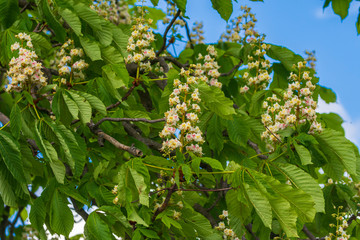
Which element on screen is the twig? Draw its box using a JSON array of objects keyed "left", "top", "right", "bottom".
[
  {"left": 265, "top": 125, "right": 283, "bottom": 143},
  {"left": 245, "top": 224, "right": 260, "bottom": 240},
  {"left": 122, "top": 122, "right": 162, "bottom": 150},
  {"left": 152, "top": 184, "right": 176, "bottom": 221},
  {"left": 302, "top": 225, "right": 316, "bottom": 240},
  {"left": 70, "top": 197, "right": 88, "bottom": 221},
  {"left": 9, "top": 207, "right": 24, "bottom": 240},
  {"left": 193, "top": 203, "right": 217, "bottom": 227},
  {"left": 93, "top": 117, "right": 164, "bottom": 129},
  {"left": 247, "top": 140, "right": 268, "bottom": 160},
  {"left": 106, "top": 84, "right": 137, "bottom": 111},
  {"left": 89, "top": 124, "right": 143, "bottom": 157},
  {"left": 162, "top": 56, "right": 189, "bottom": 69},
  {"left": 181, "top": 17, "right": 194, "bottom": 49},
  {"left": 156, "top": 9, "right": 181, "bottom": 56},
  {"left": 220, "top": 60, "right": 243, "bottom": 77},
  {"left": 20, "top": 2, "right": 31, "bottom": 13},
  {"left": 0, "top": 112, "right": 10, "bottom": 125}
]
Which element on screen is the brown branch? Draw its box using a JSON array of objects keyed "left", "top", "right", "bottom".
[
  {"left": 9, "top": 207, "right": 24, "bottom": 240},
  {"left": 193, "top": 203, "right": 217, "bottom": 227},
  {"left": 106, "top": 84, "right": 137, "bottom": 111},
  {"left": 0, "top": 112, "right": 10, "bottom": 125},
  {"left": 20, "top": 1, "right": 32, "bottom": 13},
  {"left": 152, "top": 184, "right": 176, "bottom": 221},
  {"left": 156, "top": 9, "right": 181, "bottom": 56},
  {"left": 70, "top": 197, "right": 88, "bottom": 221},
  {"left": 122, "top": 122, "right": 162, "bottom": 150},
  {"left": 220, "top": 60, "right": 243, "bottom": 77},
  {"left": 265, "top": 125, "right": 283, "bottom": 143},
  {"left": 245, "top": 224, "right": 260, "bottom": 240},
  {"left": 162, "top": 56, "right": 189, "bottom": 69},
  {"left": 302, "top": 225, "right": 316, "bottom": 240},
  {"left": 93, "top": 117, "right": 164, "bottom": 129},
  {"left": 181, "top": 17, "right": 194, "bottom": 49},
  {"left": 247, "top": 140, "right": 268, "bottom": 160},
  {"left": 93, "top": 129, "right": 143, "bottom": 157}
]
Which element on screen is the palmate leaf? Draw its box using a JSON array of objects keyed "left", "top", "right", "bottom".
[
  {"left": 39, "top": 0, "right": 66, "bottom": 42},
  {"left": 79, "top": 36, "right": 102, "bottom": 61},
  {"left": 0, "top": 0, "right": 19, "bottom": 29},
  {"left": 73, "top": 2, "right": 102, "bottom": 31},
  {"left": 50, "top": 190, "right": 74, "bottom": 236},
  {"left": 0, "top": 131, "right": 26, "bottom": 185},
  {"left": 293, "top": 142, "right": 312, "bottom": 165},
  {"left": 206, "top": 114, "right": 224, "bottom": 152},
  {"left": 274, "top": 163, "right": 325, "bottom": 213},
  {"left": 226, "top": 115, "right": 250, "bottom": 146},
  {"left": 315, "top": 129, "right": 357, "bottom": 178},
  {"left": 29, "top": 197, "right": 46, "bottom": 231}
]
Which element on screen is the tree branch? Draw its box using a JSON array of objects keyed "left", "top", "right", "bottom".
[
  {"left": 70, "top": 197, "right": 88, "bottom": 221},
  {"left": 193, "top": 203, "right": 217, "bottom": 227},
  {"left": 93, "top": 117, "right": 164, "bottom": 129},
  {"left": 0, "top": 112, "right": 10, "bottom": 125},
  {"left": 156, "top": 9, "right": 181, "bottom": 56},
  {"left": 247, "top": 140, "right": 268, "bottom": 160},
  {"left": 152, "top": 184, "right": 176, "bottom": 221},
  {"left": 106, "top": 83, "right": 137, "bottom": 111},
  {"left": 181, "top": 17, "right": 194, "bottom": 49},
  {"left": 94, "top": 129, "right": 143, "bottom": 157},
  {"left": 122, "top": 122, "right": 162, "bottom": 150},
  {"left": 220, "top": 60, "right": 243, "bottom": 77},
  {"left": 302, "top": 225, "right": 317, "bottom": 240}
]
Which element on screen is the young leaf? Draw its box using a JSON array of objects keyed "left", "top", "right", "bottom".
[
  {"left": 73, "top": 91, "right": 107, "bottom": 116},
  {"left": 59, "top": 8, "right": 82, "bottom": 36},
  {"left": 79, "top": 36, "right": 102, "bottom": 61},
  {"left": 66, "top": 90, "right": 92, "bottom": 124},
  {"left": 294, "top": 142, "right": 312, "bottom": 165}
]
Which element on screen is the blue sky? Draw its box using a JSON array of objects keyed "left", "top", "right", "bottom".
[{"left": 148, "top": 0, "right": 360, "bottom": 145}]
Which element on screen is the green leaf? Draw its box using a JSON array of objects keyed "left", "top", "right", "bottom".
[
  {"left": 60, "top": 90, "right": 79, "bottom": 125},
  {"left": 197, "top": 157, "right": 224, "bottom": 171},
  {"left": 319, "top": 85, "right": 336, "bottom": 103},
  {"left": 332, "top": 0, "right": 351, "bottom": 20},
  {"left": 270, "top": 63, "right": 289, "bottom": 89},
  {"left": 181, "top": 164, "right": 192, "bottom": 183},
  {"left": 50, "top": 190, "right": 74, "bottom": 236},
  {"left": 101, "top": 45, "right": 124, "bottom": 65},
  {"left": 29, "top": 197, "right": 46, "bottom": 231},
  {"left": 95, "top": 22, "right": 113, "bottom": 47},
  {"left": 226, "top": 115, "right": 249, "bottom": 146},
  {"left": 86, "top": 212, "right": 112, "bottom": 239},
  {"left": 211, "top": 0, "right": 233, "bottom": 21},
  {"left": 275, "top": 163, "right": 325, "bottom": 213},
  {"left": 183, "top": 209, "right": 213, "bottom": 238},
  {"left": 66, "top": 90, "right": 92, "bottom": 124},
  {"left": 315, "top": 129, "right": 357, "bottom": 177},
  {"left": 161, "top": 215, "right": 182, "bottom": 229},
  {"left": 267, "top": 44, "right": 303, "bottom": 71},
  {"left": 245, "top": 184, "right": 272, "bottom": 229},
  {"left": 0, "top": 163, "right": 17, "bottom": 207},
  {"left": 33, "top": 122, "right": 65, "bottom": 183},
  {"left": 102, "top": 64, "right": 129, "bottom": 89},
  {"left": 0, "top": 0, "right": 19, "bottom": 29},
  {"left": 356, "top": 11, "right": 360, "bottom": 35},
  {"left": 197, "top": 83, "right": 235, "bottom": 119},
  {"left": 319, "top": 113, "right": 344, "bottom": 134},
  {"left": 79, "top": 36, "right": 102, "bottom": 61},
  {"left": 263, "top": 174, "right": 316, "bottom": 223},
  {"left": 0, "top": 131, "right": 26, "bottom": 184},
  {"left": 150, "top": 0, "right": 159, "bottom": 6},
  {"left": 74, "top": 91, "right": 107, "bottom": 116},
  {"left": 294, "top": 142, "right": 312, "bottom": 165},
  {"left": 206, "top": 114, "right": 224, "bottom": 152},
  {"left": 59, "top": 8, "right": 82, "bottom": 36},
  {"left": 40, "top": 0, "right": 66, "bottom": 42},
  {"left": 10, "top": 103, "right": 22, "bottom": 139},
  {"left": 269, "top": 197, "right": 298, "bottom": 237},
  {"left": 73, "top": 3, "right": 102, "bottom": 31},
  {"left": 173, "top": 0, "right": 187, "bottom": 14},
  {"left": 129, "top": 167, "right": 149, "bottom": 206}
]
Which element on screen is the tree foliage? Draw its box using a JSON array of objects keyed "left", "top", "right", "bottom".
[{"left": 0, "top": 0, "right": 359, "bottom": 239}]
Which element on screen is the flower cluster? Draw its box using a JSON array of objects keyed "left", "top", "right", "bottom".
[
  {"left": 215, "top": 210, "right": 239, "bottom": 240},
  {"left": 194, "top": 45, "right": 222, "bottom": 88},
  {"left": 325, "top": 206, "right": 350, "bottom": 240},
  {"left": 5, "top": 33, "right": 47, "bottom": 92},
  {"left": 220, "top": 6, "right": 259, "bottom": 44},
  {"left": 125, "top": 17, "right": 156, "bottom": 71},
  {"left": 160, "top": 68, "right": 204, "bottom": 157},
  {"left": 305, "top": 50, "right": 317, "bottom": 70},
  {"left": 186, "top": 21, "right": 205, "bottom": 47},
  {"left": 52, "top": 39, "right": 88, "bottom": 86},
  {"left": 91, "top": 0, "right": 131, "bottom": 25},
  {"left": 240, "top": 43, "right": 271, "bottom": 93},
  {"left": 261, "top": 61, "right": 322, "bottom": 148}
]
